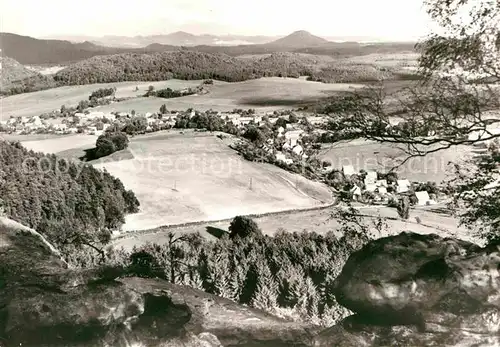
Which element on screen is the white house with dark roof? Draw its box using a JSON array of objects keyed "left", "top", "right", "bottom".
[
  {"left": 397, "top": 179, "right": 411, "bottom": 193},
  {"left": 415, "top": 191, "right": 432, "bottom": 205}
]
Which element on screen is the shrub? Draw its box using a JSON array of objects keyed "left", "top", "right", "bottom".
[
  {"left": 229, "top": 216, "right": 262, "bottom": 239},
  {"left": 93, "top": 131, "right": 129, "bottom": 159},
  {"left": 95, "top": 138, "right": 116, "bottom": 158},
  {"left": 243, "top": 126, "right": 266, "bottom": 145},
  {"left": 89, "top": 87, "right": 116, "bottom": 100}
]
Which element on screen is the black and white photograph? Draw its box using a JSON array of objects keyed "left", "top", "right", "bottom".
[{"left": 0, "top": 0, "right": 499, "bottom": 346}]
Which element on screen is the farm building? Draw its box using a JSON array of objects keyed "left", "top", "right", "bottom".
[
  {"left": 239, "top": 117, "right": 254, "bottom": 126},
  {"left": 342, "top": 165, "right": 355, "bottom": 176},
  {"left": 376, "top": 180, "right": 388, "bottom": 187},
  {"left": 276, "top": 152, "right": 287, "bottom": 162},
  {"left": 377, "top": 186, "right": 388, "bottom": 194},
  {"left": 483, "top": 178, "right": 500, "bottom": 192},
  {"left": 53, "top": 123, "right": 67, "bottom": 131},
  {"left": 365, "top": 171, "right": 378, "bottom": 183},
  {"left": 285, "top": 130, "right": 304, "bottom": 139},
  {"left": 415, "top": 191, "right": 432, "bottom": 205},
  {"left": 307, "top": 116, "right": 326, "bottom": 125},
  {"left": 351, "top": 185, "right": 362, "bottom": 200},
  {"left": 366, "top": 183, "right": 377, "bottom": 192},
  {"left": 292, "top": 144, "right": 304, "bottom": 156},
  {"left": 397, "top": 179, "right": 411, "bottom": 193},
  {"left": 103, "top": 113, "right": 116, "bottom": 121},
  {"left": 86, "top": 112, "right": 104, "bottom": 120}
]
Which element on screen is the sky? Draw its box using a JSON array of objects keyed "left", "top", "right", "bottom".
[{"left": 0, "top": 0, "right": 434, "bottom": 40}]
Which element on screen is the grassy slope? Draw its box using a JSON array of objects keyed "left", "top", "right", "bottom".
[{"left": 89, "top": 131, "right": 333, "bottom": 231}]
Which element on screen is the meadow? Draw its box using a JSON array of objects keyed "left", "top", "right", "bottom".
[
  {"left": 341, "top": 51, "right": 419, "bottom": 69},
  {"left": 111, "top": 203, "right": 471, "bottom": 251},
  {"left": 0, "top": 79, "right": 206, "bottom": 120},
  {"left": 1, "top": 77, "right": 364, "bottom": 120},
  {"left": 88, "top": 131, "right": 333, "bottom": 231},
  {"left": 20, "top": 134, "right": 98, "bottom": 154},
  {"left": 92, "top": 77, "right": 365, "bottom": 113}
]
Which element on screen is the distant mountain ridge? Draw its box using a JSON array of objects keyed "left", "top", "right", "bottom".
[
  {"left": 1, "top": 31, "right": 417, "bottom": 65},
  {"left": 44, "top": 31, "right": 283, "bottom": 48},
  {"left": 42, "top": 30, "right": 393, "bottom": 49}
]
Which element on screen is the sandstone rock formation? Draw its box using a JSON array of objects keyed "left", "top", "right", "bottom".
[
  {"left": 0, "top": 217, "right": 315, "bottom": 347},
  {"left": 2, "top": 216, "right": 499, "bottom": 347},
  {"left": 315, "top": 232, "right": 500, "bottom": 346}
]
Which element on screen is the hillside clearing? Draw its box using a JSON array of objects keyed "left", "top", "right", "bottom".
[{"left": 91, "top": 131, "right": 333, "bottom": 231}]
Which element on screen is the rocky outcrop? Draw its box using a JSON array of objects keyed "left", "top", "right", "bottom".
[
  {"left": 3, "top": 217, "right": 499, "bottom": 347},
  {"left": 0, "top": 217, "right": 315, "bottom": 347},
  {"left": 315, "top": 232, "right": 500, "bottom": 346}
]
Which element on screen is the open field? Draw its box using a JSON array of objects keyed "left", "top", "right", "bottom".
[
  {"left": 20, "top": 134, "right": 98, "bottom": 154},
  {"left": 87, "top": 131, "right": 333, "bottom": 231},
  {"left": 111, "top": 203, "right": 472, "bottom": 251},
  {"left": 26, "top": 65, "right": 67, "bottom": 75},
  {"left": 342, "top": 52, "right": 419, "bottom": 69},
  {"left": 320, "top": 139, "right": 474, "bottom": 183},
  {"left": 0, "top": 80, "right": 207, "bottom": 120},
  {"left": 0, "top": 133, "right": 76, "bottom": 142},
  {"left": 1, "top": 77, "right": 364, "bottom": 120},
  {"left": 93, "top": 77, "right": 365, "bottom": 113}
]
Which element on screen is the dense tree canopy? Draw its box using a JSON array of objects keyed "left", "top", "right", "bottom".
[
  {"left": 0, "top": 141, "right": 139, "bottom": 255},
  {"left": 73, "top": 226, "right": 370, "bottom": 327},
  {"left": 229, "top": 216, "right": 262, "bottom": 239}
]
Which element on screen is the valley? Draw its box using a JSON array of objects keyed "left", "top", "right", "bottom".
[{"left": 2, "top": 2, "right": 500, "bottom": 344}]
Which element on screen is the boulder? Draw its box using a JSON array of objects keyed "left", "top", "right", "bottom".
[
  {"left": 315, "top": 232, "right": 500, "bottom": 346},
  {"left": 0, "top": 217, "right": 315, "bottom": 346},
  {"left": 314, "top": 316, "right": 500, "bottom": 347}
]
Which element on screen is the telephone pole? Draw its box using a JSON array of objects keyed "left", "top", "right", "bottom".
[{"left": 249, "top": 177, "right": 253, "bottom": 190}]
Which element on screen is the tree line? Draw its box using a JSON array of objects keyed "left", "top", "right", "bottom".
[{"left": 68, "top": 215, "right": 372, "bottom": 327}]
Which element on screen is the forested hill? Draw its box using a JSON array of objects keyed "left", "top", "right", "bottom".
[
  {"left": 53, "top": 51, "right": 257, "bottom": 84},
  {"left": 0, "top": 141, "right": 140, "bottom": 253},
  {"left": 0, "top": 32, "right": 135, "bottom": 65},
  {"left": 53, "top": 51, "right": 317, "bottom": 85}
]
